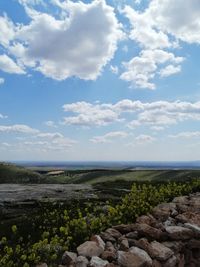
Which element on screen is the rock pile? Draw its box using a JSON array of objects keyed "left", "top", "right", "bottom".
[{"left": 37, "top": 193, "right": 200, "bottom": 267}]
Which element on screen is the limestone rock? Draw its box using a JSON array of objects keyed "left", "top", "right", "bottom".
[
  {"left": 133, "top": 238, "right": 150, "bottom": 252},
  {"left": 118, "top": 249, "right": 152, "bottom": 267},
  {"left": 176, "top": 212, "right": 200, "bottom": 226},
  {"left": 125, "top": 231, "right": 138, "bottom": 239},
  {"left": 77, "top": 241, "right": 104, "bottom": 258},
  {"left": 119, "top": 237, "right": 129, "bottom": 251},
  {"left": 105, "top": 228, "right": 122, "bottom": 239},
  {"left": 147, "top": 241, "right": 173, "bottom": 261},
  {"left": 165, "top": 226, "right": 194, "bottom": 240},
  {"left": 90, "top": 256, "right": 109, "bottom": 267},
  {"left": 152, "top": 203, "right": 177, "bottom": 221},
  {"left": 76, "top": 256, "right": 89, "bottom": 267},
  {"left": 172, "top": 196, "right": 189, "bottom": 204},
  {"left": 113, "top": 224, "right": 133, "bottom": 234},
  {"left": 91, "top": 235, "right": 105, "bottom": 250},
  {"left": 184, "top": 223, "right": 200, "bottom": 235},
  {"left": 36, "top": 264, "right": 48, "bottom": 267},
  {"left": 105, "top": 241, "right": 116, "bottom": 252},
  {"left": 101, "top": 250, "right": 117, "bottom": 262},
  {"left": 61, "top": 251, "right": 77, "bottom": 265},
  {"left": 161, "top": 241, "right": 184, "bottom": 253},
  {"left": 136, "top": 223, "right": 163, "bottom": 240},
  {"left": 136, "top": 215, "right": 157, "bottom": 226},
  {"left": 100, "top": 232, "right": 116, "bottom": 243}
]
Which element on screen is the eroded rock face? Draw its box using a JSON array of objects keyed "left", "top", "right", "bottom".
[{"left": 58, "top": 193, "right": 200, "bottom": 267}]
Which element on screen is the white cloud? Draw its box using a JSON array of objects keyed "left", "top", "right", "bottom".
[
  {"left": 159, "top": 64, "right": 181, "bottom": 77},
  {"left": 0, "top": 124, "right": 39, "bottom": 134},
  {"left": 5, "top": 0, "right": 123, "bottom": 80},
  {"left": 30, "top": 131, "right": 77, "bottom": 150},
  {"left": 0, "top": 124, "right": 77, "bottom": 152},
  {"left": 0, "top": 15, "right": 15, "bottom": 47},
  {"left": 0, "top": 78, "right": 5, "bottom": 85},
  {"left": 120, "top": 49, "right": 184, "bottom": 89},
  {"left": 126, "top": 100, "right": 200, "bottom": 129},
  {"left": 0, "top": 54, "right": 25, "bottom": 74},
  {"left": 150, "top": 0, "right": 200, "bottom": 44},
  {"left": 121, "top": 0, "right": 200, "bottom": 89},
  {"left": 62, "top": 99, "right": 200, "bottom": 129},
  {"left": 36, "top": 132, "right": 63, "bottom": 139},
  {"left": 123, "top": 5, "right": 171, "bottom": 50},
  {"left": 90, "top": 131, "right": 128, "bottom": 143},
  {"left": 63, "top": 101, "right": 120, "bottom": 127},
  {"left": 124, "top": 0, "right": 200, "bottom": 47}
]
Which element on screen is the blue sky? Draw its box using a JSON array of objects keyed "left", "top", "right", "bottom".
[{"left": 0, "top": 0, "right": 200, "bottom": 161}]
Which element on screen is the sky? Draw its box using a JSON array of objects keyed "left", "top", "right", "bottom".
[{"left": 0, "top": 0, "right": 200, "bottom": 161}]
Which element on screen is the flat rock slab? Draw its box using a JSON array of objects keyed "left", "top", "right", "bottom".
[{"left": 0, "top": 184, "right": 94, "bottom": 203}]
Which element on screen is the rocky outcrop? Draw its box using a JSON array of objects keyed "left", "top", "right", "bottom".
[{"left": 39, "top": 192, "right": 200, "bottom": 267}]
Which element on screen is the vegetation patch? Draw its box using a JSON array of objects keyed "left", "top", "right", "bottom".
[{"left": 0, "top": 179, "right": 200, "bottom": 267}]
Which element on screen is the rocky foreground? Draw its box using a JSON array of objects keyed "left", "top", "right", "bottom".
[{"left": 37, "top": 193, "right": 200, "bottom": 267}]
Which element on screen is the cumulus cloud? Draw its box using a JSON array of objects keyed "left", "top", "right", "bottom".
[
  {"left": 126, "top": 100, "right": 200, "bottom": 129},
  {"left": 0, "top": 54, "right": 25, "bottom": 74},
  {"left": 120, "top": 49, "right": 184, "bottom": 89},
  {"left": 123, "top": 5, "right": 171, "bottom": 50},
  {"left": 121, "top": 0, "right": 200, "bottom": 89},
  {"left": 1, "top": 0, "right": 123, "bottom": 80},
  {"left": 63, "top": 101, "right": 120, "bottom": 127},
  {"left": 62, "top": 99, "right": 200, "bottom": 129},
  {"left": 150, "top": 0, "right": 200, "bottom": 44},
  {"left": 159, "top": 64, "right": 181, "bottom": 77},
  {"left": 90, "top": 131, "right": 128, "bottom": 143},
  {"left": 0, "top": 15, "right": 15, "bottom": 47}
]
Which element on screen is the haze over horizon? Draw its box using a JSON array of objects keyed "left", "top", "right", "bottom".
[{"left": 0, "top": 0, "right": 200, "bottom": 161}]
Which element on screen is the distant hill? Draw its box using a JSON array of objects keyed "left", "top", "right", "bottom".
[
  {"left": 0, "top": 163, "right": 44, "bottom": 183},
  {"left": 1, "top": 162, "right": 200, "bottom": 184}
]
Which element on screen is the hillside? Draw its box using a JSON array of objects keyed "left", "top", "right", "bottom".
[
  {"left": 0, "top": 163, "right": 43, "bottom": 183},
  {"left": 1, "top": 163, "right": 200, "bottom": 185}
]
